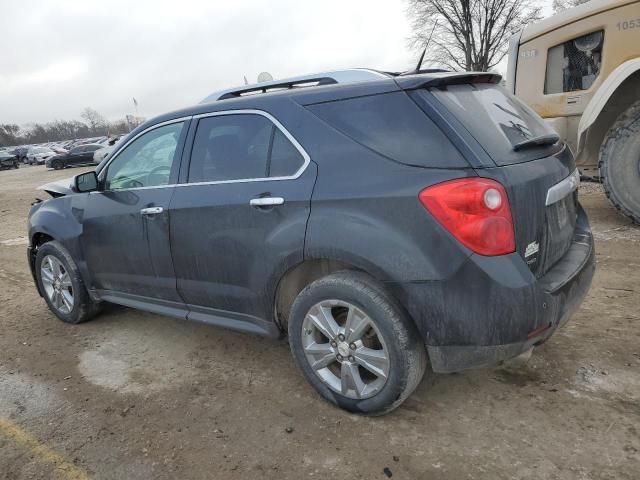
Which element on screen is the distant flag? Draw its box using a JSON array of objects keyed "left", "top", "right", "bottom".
[
  {"left": 132, "top": 97, "right": 138, "bottom": 108},
  {"left": 243, "top": 76, "right": 249, "bottom": 85}
]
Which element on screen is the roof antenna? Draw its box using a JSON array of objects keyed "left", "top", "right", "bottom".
[{"left": 413, "top": 19, "right": 438, "bottom": 73}]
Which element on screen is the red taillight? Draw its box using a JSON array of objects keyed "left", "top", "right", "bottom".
[{"left": 419, "top": 178, "right": 515, "bottom": 256}]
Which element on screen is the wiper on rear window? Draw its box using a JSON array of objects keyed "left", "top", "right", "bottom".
[{"left": 513, "top": 133, "right": 560, "bottom": 151}]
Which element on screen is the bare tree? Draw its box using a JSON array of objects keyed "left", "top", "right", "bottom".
[
  {"left": 552, "top": 0, "right": 590, "bottom": 12},
  {"left": 80, "top": 107, "right": 107, "bottom": 134},
  {"left": 407, "top": 0, "right": 542, "bottom": 71}
]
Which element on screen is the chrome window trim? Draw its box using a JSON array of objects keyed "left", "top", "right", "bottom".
[
  {"left": 97, "top": 110, "right": 310, "bottom": 192},
  {"left": 546, "top": 168, "right": 580, "bottom": 206},
  {"left": 97, "top": 116, "right": 191, "bottom": 186},
  {"left": 185, "top": 109, "right": 311, "bottom": 186}
]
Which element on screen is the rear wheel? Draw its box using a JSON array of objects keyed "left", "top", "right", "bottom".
[
  {"left": 288, "top": 271, "right": 428, "bottom": 415},
  {"left": 35, "top": 241, "right": 100, "bottom": 324},
  {"left": 52, "top": 160, "right": 63, "bottom": 170},
  {"left": 599, "top": 100, "right": 640, "bottom": 224},
  {"left": 13, "top": 160, "right": 19, "bottom": 169}
]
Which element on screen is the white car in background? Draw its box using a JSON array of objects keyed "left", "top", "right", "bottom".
[
  {"left": 93, "top": 134, "right": 126, "bottom": 165},
  {"left": 26, "top": 146, "right": 57, "bottom": 165}
]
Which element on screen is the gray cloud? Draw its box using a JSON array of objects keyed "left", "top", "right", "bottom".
[{"left": 0, "top": 0, "right": 415, "bottom": 125}]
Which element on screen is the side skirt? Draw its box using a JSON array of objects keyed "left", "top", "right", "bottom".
[{"left": 94, "top": 290, "right": 280, "bottom": 338}]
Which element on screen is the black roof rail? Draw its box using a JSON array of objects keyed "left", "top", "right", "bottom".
[
  {"left": 217, "top": 77, "right": 338, "bottom": 100},
  {"left": 200, "top": 69, "right": 390, "bottom": 103}
]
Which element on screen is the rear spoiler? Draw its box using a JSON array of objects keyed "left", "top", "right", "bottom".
[{"left": 394, "top": 72, "right": 502, "bottom": 91}]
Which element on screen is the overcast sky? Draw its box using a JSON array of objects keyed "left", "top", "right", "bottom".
[{"left": 0, "top": 0, "right": 553, "bottom": 125}]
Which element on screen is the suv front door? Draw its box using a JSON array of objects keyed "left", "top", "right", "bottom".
[
  {"left": 80, "top": 119, "right": 189, "bottom": 310},
  {"left": 169, "top": 112, "right": 316, "bottom": 334}
]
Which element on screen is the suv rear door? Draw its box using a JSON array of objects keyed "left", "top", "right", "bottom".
[{"left": 168, "top": 111, "right": 315, "bottom": 335}]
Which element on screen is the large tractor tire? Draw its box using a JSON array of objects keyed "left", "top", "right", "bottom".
[{"left": 599, "top": 100, "right": 640, "bottom": 224}]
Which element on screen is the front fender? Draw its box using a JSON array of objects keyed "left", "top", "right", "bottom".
[
  {"left": 28, "top": 197, "right": 89, "bottom": 288},
  {"left": 577, "top": 58, "right": 640, "bottom": 155}
]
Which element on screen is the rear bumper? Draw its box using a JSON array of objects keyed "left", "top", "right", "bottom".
[{"left": 394, "top": 204, "right": 595, "bottom": 373}]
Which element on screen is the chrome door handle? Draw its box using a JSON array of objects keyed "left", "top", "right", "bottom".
[
  {"left": 249, "top": 197, "right": 285, "bottom": 207},
  {"left": 140, "top": 206, "right": 164, "bottom": 215}
]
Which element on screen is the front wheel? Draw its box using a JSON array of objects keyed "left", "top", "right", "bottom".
[
  {"left": 13, "top": 161, "right": 19, "bottom": 169},
  {"left": 35, "top": 240, "right": 100, "bottom": 324},
  {"left": 52, "top": 160, "right": 63, "bottom": 170},
  {"left": 288, "top": 271, "right": 428, "bottom": 415}
]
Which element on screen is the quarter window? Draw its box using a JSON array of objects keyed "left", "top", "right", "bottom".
[
  {"left": 105, "top": 122, "right": 184, "bottom": 190},
  {"left": 268, "top": 129, "right": 304, "bottom": 177},
  {"left": 544, "top": 30, "right": 604, "bottom": 94},
  {"left": 307, "top": 92, "right": 467, "bottom": 168},
  {"left": 188, "top": 114, "right": 304, "bottom": 183}
]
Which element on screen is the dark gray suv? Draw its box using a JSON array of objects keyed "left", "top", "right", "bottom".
[{"left": 27, "top": 69, "right": 595, "bottom": 414}]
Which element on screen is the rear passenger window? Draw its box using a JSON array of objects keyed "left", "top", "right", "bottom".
[
  {"left": 189, "top": 114, "right": 271, "bottom": 182},
  {"left": 189, "top": 114, "right": 304, "bottom": 182},
  {"left": 268, "top": 129, "right": 304, "bottom": 177},
  {"left": 307, "top": 92, "right": 467, "bottom": 168}
]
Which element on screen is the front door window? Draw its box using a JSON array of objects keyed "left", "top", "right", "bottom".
[{"left": 105, "top": 122, "right": 185, "bottom": 190}]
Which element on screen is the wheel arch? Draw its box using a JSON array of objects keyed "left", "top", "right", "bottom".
[
  {"left": 273, "top": 258, "right": 371, "bottom": 331},
  {"left": 576, "top": 59, "right": 640, "bottom": 166},
  {"left": 29, "top": 202, "right": 90, "bottom": 293}
]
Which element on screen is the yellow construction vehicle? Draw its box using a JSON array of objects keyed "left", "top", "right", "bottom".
[{"left": 507, "top": 0, "right": 640, "bottom": 222}]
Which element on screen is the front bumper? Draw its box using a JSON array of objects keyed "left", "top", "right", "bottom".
[{"left": 395, "top": 205, "right": 595, "bottom": 373}]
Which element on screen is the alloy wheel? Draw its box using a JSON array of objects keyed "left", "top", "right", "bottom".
[
  {"left": 301, "top": 300, "right": 390, "bottom": 399},
  {"left": 40, "top": 255, "right": 74, "bottom": 314}
]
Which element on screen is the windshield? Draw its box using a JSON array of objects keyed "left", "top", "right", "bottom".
[{"left": 427, "top": 84, "right": 560, "bottom": 165}]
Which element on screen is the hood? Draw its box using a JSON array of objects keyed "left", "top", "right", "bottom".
[{"left": 37, "top": 177, "right": 75, "bottom": 198}]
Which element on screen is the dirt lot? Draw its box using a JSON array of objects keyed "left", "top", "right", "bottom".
[{"left": 0, "top": 165, "right": 638, "bottom": 480}]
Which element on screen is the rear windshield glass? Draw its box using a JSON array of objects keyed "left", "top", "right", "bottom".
[
  {"left": 427, "top": 84, "right": 559, "bottom": 165},
  {"left": 306, "top": 92, "right": 468, "bottom": 168}
]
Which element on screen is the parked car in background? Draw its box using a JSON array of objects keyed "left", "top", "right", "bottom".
[
  {"left": 11, "top": 146, "right": 29, "bottom": 163},
  {"left": 45, "top": 144, "right": 103, "bottom": 169},
  {"left": 0, "top": 151, "right": 20, "bottom": 169},
  {"left": 51, "top": 146, "right": 69, "bottom": 155},
  {"left": 28, "top": 69, "right": 595, "bottom": 414},
  {"left": 26, "top": 146, "right": 57, "bottom": 165},
  {"left": 93, "top": 135, "right": 126, "bottom": 164}
]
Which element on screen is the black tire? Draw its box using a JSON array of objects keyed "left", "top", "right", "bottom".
[
  {"left": 599, "top": 100, "right": 640, "bottom": 224},
  {"left": 35, "top": 240, "right": 100, "bottom": 324},
  {"left": 288, "top": 271, "right": 428, "bottom": 415},
  {"left": 13, "top": 161, "right": 19, "bottom": 169},
  {"left": 52, "top": 160, "right": 63, "bottom": 170}
]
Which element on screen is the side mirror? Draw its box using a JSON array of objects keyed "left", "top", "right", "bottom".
[{"left": 74, "top": 171, "right": 99, "bottom": 193}]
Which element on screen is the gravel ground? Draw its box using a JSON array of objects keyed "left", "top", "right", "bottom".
[{"left": 0, "top": 166, "right": 638, "bottom": 480}]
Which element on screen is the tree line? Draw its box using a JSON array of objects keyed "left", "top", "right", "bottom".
[{"left": 0, "top": 108, "right": 131, "bottom": 147}]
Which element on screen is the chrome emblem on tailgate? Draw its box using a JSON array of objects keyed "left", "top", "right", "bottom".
[{"left": 525, "top": 241, "right": 540, "bottom": 259}]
